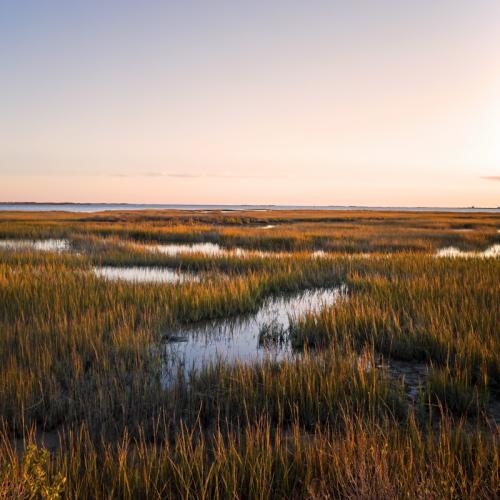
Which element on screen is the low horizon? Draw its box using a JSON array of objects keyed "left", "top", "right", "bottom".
[
  {"left": 1, "top": 3, "right": 499, "bottom": 495},
  {"left": 1, "top": 200, "right": 499, "bottom": 210}
]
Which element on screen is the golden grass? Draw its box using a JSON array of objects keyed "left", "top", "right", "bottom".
[
  {"left": 1, "top": 209, "right": 498, "bottom": 253},
  {"left": 0, "top": 209, "right": 499, "bottom": 498}
]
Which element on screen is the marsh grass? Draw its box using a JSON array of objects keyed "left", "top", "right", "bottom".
[
  {"left": 290, "top": 256, "right": 500, "bottom": 381},
  {"left": 258, "top": 318, "right": 288, "bottom": 346},
  {"left": 168, "top": 349, "right": 405, "bottom": 430},
  {"left": 1, "top": 209, "right": 498, "bottom": 253},
  {"left": 0, "top": 210, "right": 499, "bottom": 497},
  {"left": 0, "top": 252, "right": 347, "bottom": 436},
  {"left": 1, "top": 415, "right": 498, "bottom": 499},
  {"left": 425, "top": 365, "right": 490, "bottom": 416}
]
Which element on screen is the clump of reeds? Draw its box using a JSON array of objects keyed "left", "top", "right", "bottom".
[
  {"left": 0, "top": 210, "right": 499, "bottom": 497},
  {"left": 168, "top": 348, "right": 405, "bottom": 430},
  {"left": 425, "top": 364, "right": 490, "bottom": 416},
  {"left": 1, "top": 414, "right": 499, "bottom": 499},
  {"left": 258, "top": 319, "right": 288, "bottom": 346}
]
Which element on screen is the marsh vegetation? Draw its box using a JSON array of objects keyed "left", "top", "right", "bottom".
[{"left": 0, "top": 209, "right": 498, "bottom": 498}]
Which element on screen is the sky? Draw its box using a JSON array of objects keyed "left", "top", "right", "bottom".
[{"left": 1, "top": 0, "right": 499, "bottom": 206}]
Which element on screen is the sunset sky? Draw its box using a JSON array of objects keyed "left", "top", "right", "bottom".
[{"left": 1, "top": 1, "right": 499, "bottom": 206}]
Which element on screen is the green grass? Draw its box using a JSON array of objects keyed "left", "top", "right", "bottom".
[
  {"left": 289, "top": 256, "right": 500, "bottom": 385},
  {"left": 425, "top": 365, "right": 490, "bottom": 416},
  {"left": 168, "top": 349, "right": 405, "bottom": 430},
  {"left": 1, "top": 208, "right": 498, "bottom": 253},
  {"left": 0, "top": 209, "right": 499, "bottom": 498},
  {"left": 2, "top": 416, "right": 498, "bottom": 499}
]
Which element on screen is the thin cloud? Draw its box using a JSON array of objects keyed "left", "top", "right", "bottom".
[
  {"left": 108, "top": 171, "right": 283, "bottom": 179},
  {"left": 108, "top": 172, "right": 198, "bottom": 178},
  {"left": 481, "top": 176, "right": 500, "bottom": 182},
  {"left": 151, "top": 172, "right": 200, "bottom": 178}
]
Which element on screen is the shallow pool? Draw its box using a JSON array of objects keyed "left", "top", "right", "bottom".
[
  {"left": 436, "top": 244, "right": 500, "bottom": 258},
  {"left": 149, "top": 242, "right": 224, "bottom": 256},
  {"left": 161, "top": 286, "right": 346, "bottom": 383},
  {"left": 93, "top": 266, "right": 199, "bottom": 284},
  {"left": 0, "top": 239, "right": 70, "bottom": 252}
]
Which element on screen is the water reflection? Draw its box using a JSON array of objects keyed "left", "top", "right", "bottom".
[
  {"left": 0, "top": 239, "right": 69, "bottom": 252},
  {"left": 149, "top": 242, "right": 223, "bottom": 256},
  {"left": 162, "top": 287, "right": 346, "bottom": 384},
  {"left": 93, "top": 266, "right": 198, "bottom": 284},
  {"left": 436, "top": 244, "right": 500, "bottom": 258},
  {"left": 146, "top": 242, "right": 282, "bottom": 258}
]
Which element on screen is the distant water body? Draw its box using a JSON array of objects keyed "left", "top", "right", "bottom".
[{"left": 0, "top": 203, "right": 499, "bottom": 213}]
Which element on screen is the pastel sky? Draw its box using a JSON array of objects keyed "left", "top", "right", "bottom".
[{"left": 1, "top": 0, "right": 500, "bottom": 206}]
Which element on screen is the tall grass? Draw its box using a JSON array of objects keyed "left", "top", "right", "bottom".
[
  {"left": 0, "top": 210, "right": 499, "bottom": 498},
  {"left": 1, "top": 415, "right": 498, "bottom": 499},
  {"left": 0, "top": 251, "right": 348, "bottom": 435},
  {"left": 1, "top": 209, "right": 498, "bottom": 252},
  {"left": 289, "top": 255, "right": 500, "bottom": 419},
  {"left": 290, "top": 257, "right": 499, "bottom": 366},
  {"left": 169, "top": 349, "right": 405, "bottom": 430}
]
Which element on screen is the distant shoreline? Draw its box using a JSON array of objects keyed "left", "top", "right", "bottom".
[{"left": 0, "top": 202, "right": 499, "bottom": 213}]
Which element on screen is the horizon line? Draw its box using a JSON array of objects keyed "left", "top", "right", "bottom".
[{"left": 1, "top": 201, "right": 499, "bottom": 210}]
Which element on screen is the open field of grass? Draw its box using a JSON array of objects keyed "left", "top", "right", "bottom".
[
  {"left": 0, "top": 210, "right": 499, "bottom": 498},
  {"left": 1, "top": 208, "right": 499, "bottom": 253}
]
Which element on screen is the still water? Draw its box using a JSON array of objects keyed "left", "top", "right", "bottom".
[
  {"left": 436, "top": 244, "right": 500, "bottom": 258},
  {"left": 149, "top": 242, "right": 224, "bottom": 256},
  {"left": 0, "top": 239, "right": 69, "bottom": 252},
  {"left": 161, "top": 286, "right": 346, "bottom": 383},
  {"left": 93, "top": 266, "right": 199, "bottom": 284}
]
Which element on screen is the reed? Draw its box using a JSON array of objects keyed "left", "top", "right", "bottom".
[
  {"left": 168, "top": 349, "right": 405, "bottom": 430},
  {"left": 290, "top": 256, "right": 500, "bottom": 379},
  {"left": 0, "top": 209, "right": 498, "bottom": 498},
  {"left": 1, "top": 208, "right": 498, "bottom": 253},
  {"left": 1, "top": 415, "right": 498, "bottom": 499}
]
